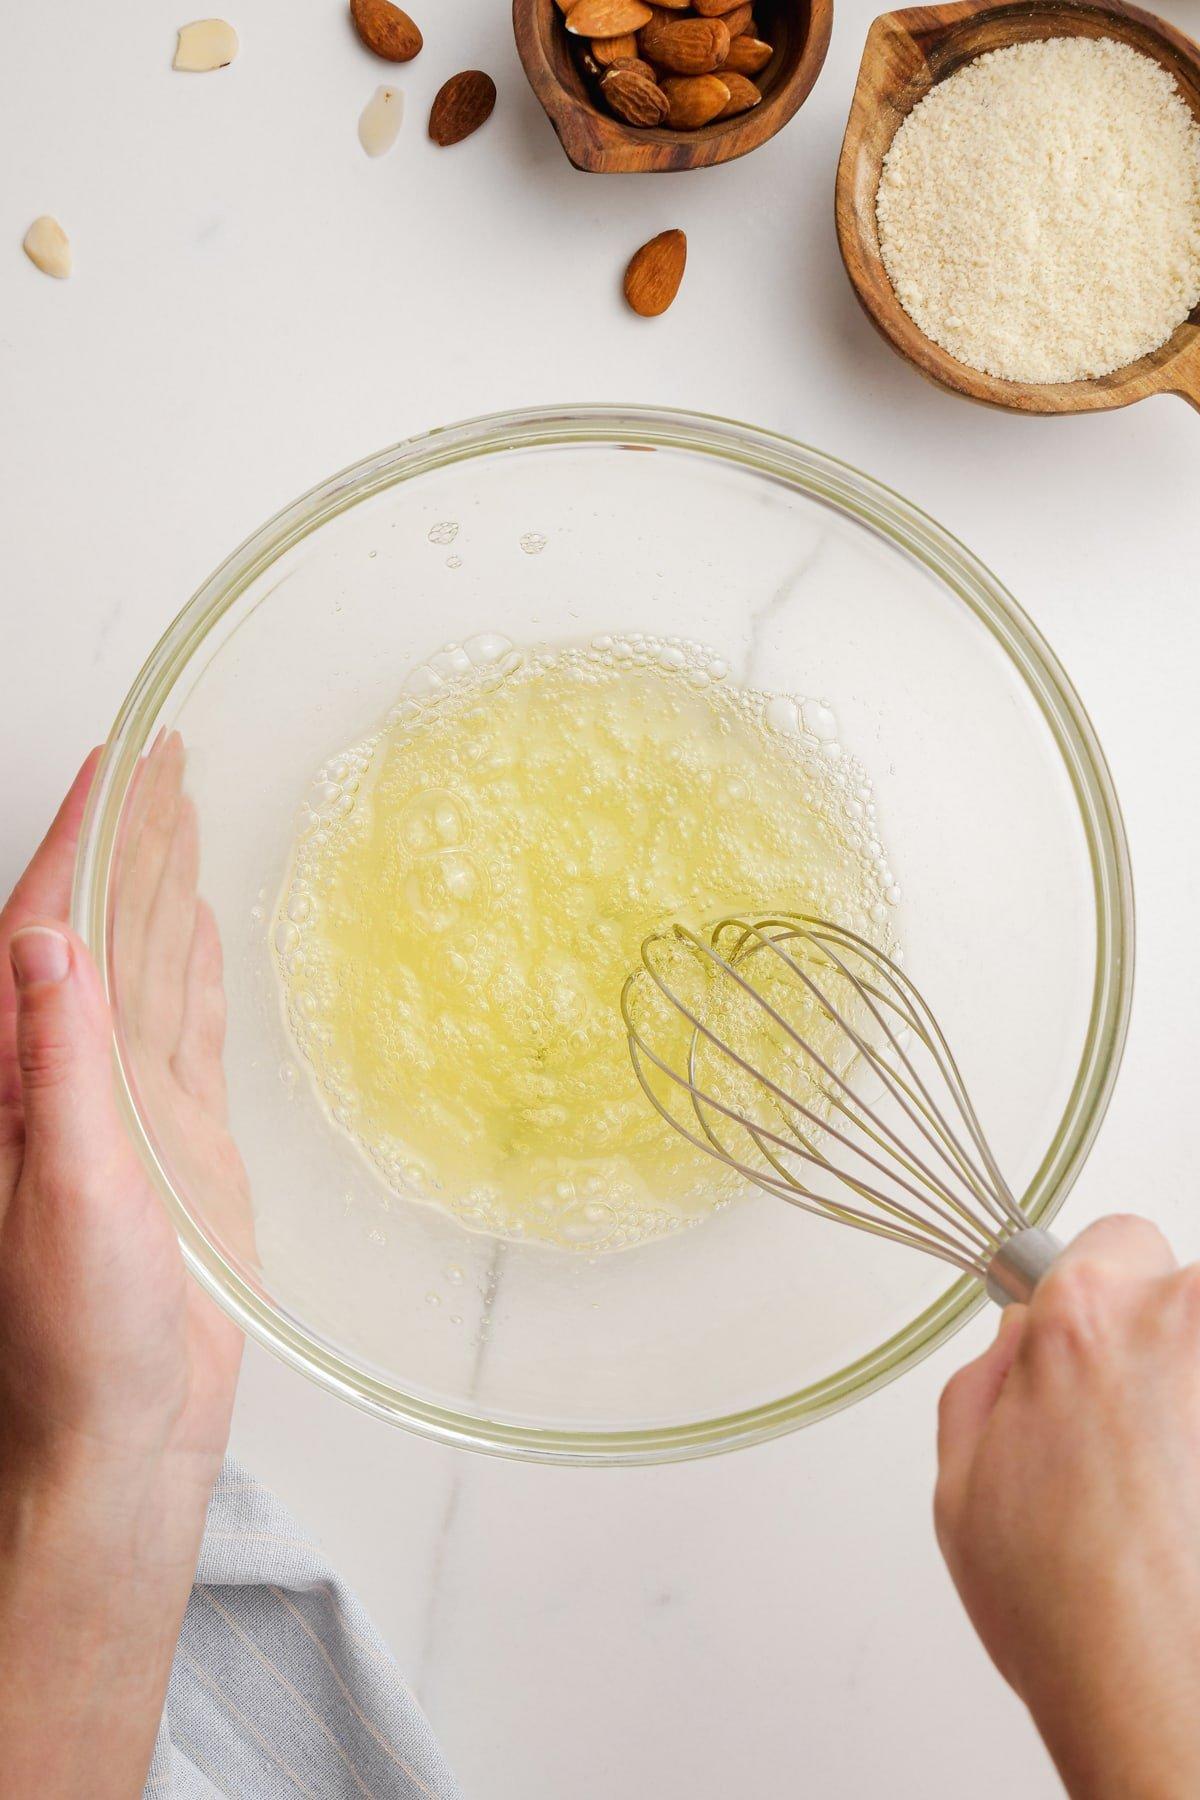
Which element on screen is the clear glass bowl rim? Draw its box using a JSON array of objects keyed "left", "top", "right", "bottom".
[{"left": 72, "top": 403, "right": 1135, "bottom": 1466}]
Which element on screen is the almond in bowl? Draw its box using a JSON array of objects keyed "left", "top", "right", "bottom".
[{"left": 574, "top": 3, "right": 762, "bottom": 127}]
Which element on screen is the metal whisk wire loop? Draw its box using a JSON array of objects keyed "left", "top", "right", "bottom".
[{"left": 621, "top": 914, "right": 1056, "bottom": 1297}]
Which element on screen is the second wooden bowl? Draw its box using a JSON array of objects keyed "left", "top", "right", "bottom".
[
  {"left": 514, "top": 0, "right": 833, "bottom": 173},
  {"left": 835, "top": 0, "right": 1200, "bottom": 413}
]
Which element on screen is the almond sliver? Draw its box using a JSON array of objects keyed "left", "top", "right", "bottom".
[{"left": 174, "top": 19, "right": 239, "bottom": 71}]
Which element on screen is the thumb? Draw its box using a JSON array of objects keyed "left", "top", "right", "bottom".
[{"left": 8, "top": 923, "right": 125, "bottom": 1202}]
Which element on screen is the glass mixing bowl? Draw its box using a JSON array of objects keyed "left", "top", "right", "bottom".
[{"left": 73, "top": 406, "right": 1132, "bottom": 1464}]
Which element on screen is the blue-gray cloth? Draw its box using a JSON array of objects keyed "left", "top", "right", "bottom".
[{"left": 143, "top": 1457, "right": 462, "bottom": 1799}]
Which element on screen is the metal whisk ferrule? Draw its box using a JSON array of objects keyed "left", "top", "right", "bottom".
[{"left": 621, "top": 914, "right": 1059, "bottom": 1305}]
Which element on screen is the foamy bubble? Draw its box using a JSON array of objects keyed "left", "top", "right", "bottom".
[
  {"left": 802, "top": 700, "right": 839, "bottom": 743},
  {"left": 464, "top": 632, "right": 514, "bottom": 666},
  {"left": 765, "top": 696, "right": 802, "bottom": 735}
]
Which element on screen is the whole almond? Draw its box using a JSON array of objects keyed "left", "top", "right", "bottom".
[
  {"left": 691, "top": 0, "right": 739, "bottom": 12},
  {"left": 661, "top": 72, "right": 730, "bottom": 125},
  {"left": 350, "top": 0, "right": 422, "bottom": 62},
  {"left": 565, "top": 0, "right": 652, "bottom": 36},
  {"left": 715, "top": 71, "right": 761, "bottom": 115},
  {"left": 602, "top": 66, "right": 670, "bottom": 124},
  {"left": 721, "top": 33, "right": 771, "bottom": 72},
  {"left": 592, "top": 31, "right": 639, "bottom": 64},
  {"left": 640, "top": 14, "right": 729, "bottom": 72},
  {"left": 719, "top": 3, "right": 753, "bottom": 36},
  {"left": 607, "top": 54, "right": 658, "bottom": 80},
  {"left": 624, "top": 228, "right": 686, "bottom": 316},
  {"left": 429, "top": 69, "right": 497, "bottom": 144}
]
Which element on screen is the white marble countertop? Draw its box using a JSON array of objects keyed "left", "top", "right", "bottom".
[{"left": 5, "top": 2, "right": 1200, "bottom": 1793}]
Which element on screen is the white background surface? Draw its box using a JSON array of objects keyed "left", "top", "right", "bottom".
[{"left": 4, "top": 3, "right": 1200, "bottom": 1794}]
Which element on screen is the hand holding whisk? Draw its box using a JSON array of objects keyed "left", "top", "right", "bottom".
[{"left": 621, "top": 914, "right": 1060, "bottom": 1305}]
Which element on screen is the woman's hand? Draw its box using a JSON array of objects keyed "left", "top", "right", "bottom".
[
  {"left": 0, "top": 748, "right": 243, "bottom": 1799},
  {"left": 937, "top": 1216, "right": 1200, "bottom": 1799}
]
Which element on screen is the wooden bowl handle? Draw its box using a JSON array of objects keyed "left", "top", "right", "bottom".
[{"left": 1169, "top": 341, "right": 1200, "bottom": 411}]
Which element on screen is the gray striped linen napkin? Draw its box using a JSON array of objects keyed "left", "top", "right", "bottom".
[{"left": 143, "top": 1457, "right": 462, "bottom": 1800}]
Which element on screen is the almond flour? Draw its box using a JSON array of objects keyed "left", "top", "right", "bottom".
[{"left": 875, "top": 38, "right": 1200, "bottom": 384}]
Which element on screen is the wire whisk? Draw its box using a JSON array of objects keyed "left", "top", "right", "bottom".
[{"left": 621, "top": 914, "right": 1059, "bottom": 1305}]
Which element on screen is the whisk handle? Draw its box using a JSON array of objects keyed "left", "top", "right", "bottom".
[{"left": 985, "top": 1229, "right": 1063, "bottom": 1307}]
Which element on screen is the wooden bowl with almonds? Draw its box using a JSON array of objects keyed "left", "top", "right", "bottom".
[{"left": 514, "top": 0, "right": 833, "bottom": 171}]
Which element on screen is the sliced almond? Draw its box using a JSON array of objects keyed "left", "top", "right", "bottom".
[
  {"left": 602, "top": 66, "right": 670, "bottom": 124},
  {"left": 661, "top": 72, "right": 730, "bottom": 125},
  {"left": 564, "top": 0, "right": 652, "bottom": 36},
  {"left": 428, "top": 69, "right": 497, "bottom": 145},
  {"left": 640, "top": 15, "right": 728, "bottom": 73},
  {"left": 173, "top": 19, "right": 239, "bottom": 71},
  {"left": 592, "top": 32, "right": 639, "bottom": 64},
  {"left": 350, "top": 0, "right": 422, "bottom": 61},
  {"left": 358, "top": 84, "right": 404, "bottom": 154},
  {"left": 22, "top": 216, "right": 71, "bottom": 279},
  {"left": 624, "top": 228, "right": 686, "bottom": 316},
  {"left": 721, "top": 33, "right": 771, "bottom": 72},
  {"left": 719, "top": 4, "right": 753, "bottom": 36},
  {"left": 715, "top": 71, "right": 760, "bottom": 115}
]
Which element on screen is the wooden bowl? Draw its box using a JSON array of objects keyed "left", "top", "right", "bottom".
[
  {"left": 835, "top": 0, "right": 1200, "bottom": 413},
  {"left": 514, "top": 0, "right": 833, "bottom": 173}
]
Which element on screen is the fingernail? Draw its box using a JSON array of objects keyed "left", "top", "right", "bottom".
[{"left": 10, "top": 926, "right": 71, "bottom": 988}]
